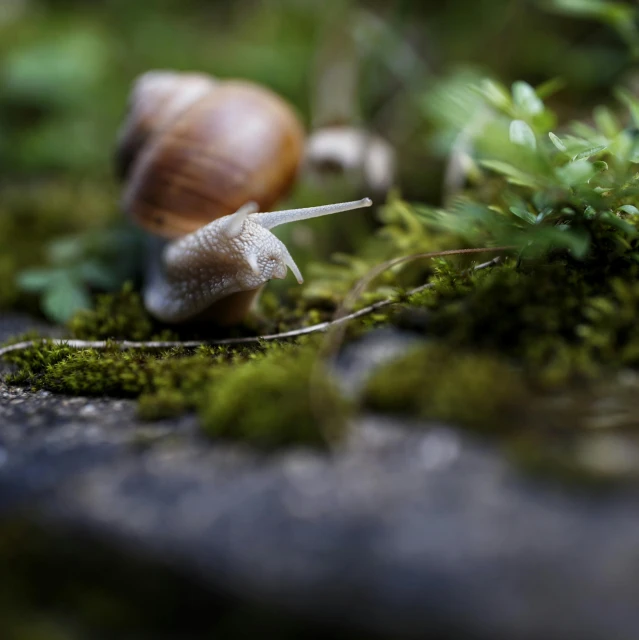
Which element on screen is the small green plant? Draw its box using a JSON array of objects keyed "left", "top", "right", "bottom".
[
  {"left": 419, "top": 75, "right": 639, "bottom": 263},
  {"left": 396, "top": 254, "right": 639, "bottom": 386},
  {"left": 17, "top": 227, "right": 143, "bottom": 324}
]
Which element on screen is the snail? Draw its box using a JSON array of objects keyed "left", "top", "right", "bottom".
[{"left": 117, "top": 70, "right": 372, "bottom": 325}]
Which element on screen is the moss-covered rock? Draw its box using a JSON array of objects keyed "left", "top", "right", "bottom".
[
  {"left": 200, "top": 343, "right": 349, "bottom": 449},
  {"left": 3, "top": 334, "right": 349, "bottom": 449},
  {"left": 397, "top": 252, "right": 639, "bottom": 386},
  {"left": 363, "top": 342, "right": 529, "bottom": 432}
]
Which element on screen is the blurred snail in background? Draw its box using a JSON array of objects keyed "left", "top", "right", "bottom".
[{"left": 117, "top": 70, "right": 372, "bottom": 325}]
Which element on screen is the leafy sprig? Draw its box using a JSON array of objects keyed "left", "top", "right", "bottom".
[
  {"left": 418, "top": 76, "right": 639, "bottom": 260},
  {"left": 17, "top": 227, "right": 142, "bottom": 323}
]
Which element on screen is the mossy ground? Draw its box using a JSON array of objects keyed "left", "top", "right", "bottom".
[
  {"left": 7, "top": 243, "right": 639, "bottom": 485},
  {"left": 6, "top": 190, "right": 639, "bottom": 481},
  {"left": 361, "top": 237, "right": 639, "bottom": 483},
  {"left": 4, "top": 289, "right": 349, "bottom": 450}
]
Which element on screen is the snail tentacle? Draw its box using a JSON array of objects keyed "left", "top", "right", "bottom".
[{"left": 252, "top": 197, "right": 372, "bottom": 230}]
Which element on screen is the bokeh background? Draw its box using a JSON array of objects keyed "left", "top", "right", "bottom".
[{"left": 0, "top": 0, "right": 635, "bottom": 322}]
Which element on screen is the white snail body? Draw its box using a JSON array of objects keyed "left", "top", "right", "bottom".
[{"left": 142, "top": 198, "right": 372, "bottom": 324}]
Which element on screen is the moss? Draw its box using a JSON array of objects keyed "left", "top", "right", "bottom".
[
  {"left": 396, "top": 251, "right": 639, "bottom": 387},
  {"left": 4, "top": 335, "right": 348, "bottom": 449},
  {"left": 363, "top": 342, "right": 529, "bottom": 432},
  {"left": 199, "top": 343, "right": 349, "bottom": 449},
  {"left": 5, "top": 343, "right": 235, "bottom": 408},
  {"left": 67, "top": 283, "right": 175, "bottom": 341},
  {"left": 505, "top": 434, "right": 630, "bottom": 489}
]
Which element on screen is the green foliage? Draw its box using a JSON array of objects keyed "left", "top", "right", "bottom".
[
  {"left": 367, "top": 256, "right": 639, "bottom": 482},
  {"left": 300, "top": 194, "right": 467, "bottom": 310},
  {"left": 363, "top": 342, "right": 528, "bottom": 432},
  {"left": 4, "top": 0, "right": 639, "bottom": 470},
  {"left": 1, "top": 0, "right": 636, "bottom": 323},
  {"left": 17, "top": 228, "right": 143, "bottom": 323},
  {"left": 419, "top": 77, "right": 639, "bottom": 262},
  {"left": 4, "top": 340, "right": 236, "bottom": 412},
  {"left": 396, "top": 242, "right": 639, "bottom": 387},
  {"left": 0, "top": 180, "right": 124, "bottom": 318}
]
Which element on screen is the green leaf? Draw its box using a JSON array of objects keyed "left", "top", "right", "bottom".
[
  {"left": 556, "top": 159, "right": 596, "bottom": 186},
  {"left": 41, "top": 273, "right": 92, "bottom": 324},
  {"left": 548, "top": 132, "right": 567, "bottom": 152},
  {"left": 512, "top": 81, "right": 544, "bottom": 116},
  {"left": 480, "top": 160, "right": 540, "bottom": 188},
  {"left": 510, "top": 120, "right": 537, "bottom": 149},
  {"left": 593, "top": 105, "right": 620, "bottom": 138},
  {"left": 547, "top": 226, "right": 591, "bottom": 259},
  {"left": 16, "top": 268, "right": 59, "bottom": 293},
  {"left": 536, "top": 207, "right": 554, "bottom": 223},
  {"left": 600, "top": 211, "right": 638, "bottom": 236},
  {"left": 616, "top": 88, "right": 639, "bottom": 129},
  {"left": 46, "top": 235, "right": 85, "bottom": 265},
  {"left": 509, "top": 206, "right": 537, "bottom": 225},
  {"left": 572, "top": 145, "right": 607, "bottom": 161},
  {"left": 478, "top": 78, "right": 512, "bottom": 111},
  {"left": 76, "top": 260, "right": 123, "bottom": 290},
  {"left": 619, "top": 204, "right": 639, "bottom": 215},
  {"left": 563, "top": 230, "right": 591, "bottom": 259},
  {"left": 535, "top": 78, "right": 566, "bottom": 100}
]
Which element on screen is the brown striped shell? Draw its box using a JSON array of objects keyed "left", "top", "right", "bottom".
[{"left": 118, "top": 72, "right": 305, "bottom": 239}]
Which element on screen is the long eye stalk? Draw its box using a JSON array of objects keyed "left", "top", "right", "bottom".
[{"left": 252, "top": 197, "right": 372, "bottom": 230}]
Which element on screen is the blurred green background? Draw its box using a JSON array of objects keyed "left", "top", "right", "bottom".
[{"left": 0, "top": 0, "right": 636, "bottom": 322}]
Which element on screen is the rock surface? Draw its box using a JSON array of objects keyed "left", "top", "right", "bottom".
[{"left": 2, "top": 314, "right": 639, "bottom": 639}]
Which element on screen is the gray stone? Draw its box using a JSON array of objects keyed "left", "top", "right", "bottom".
[{"left": 2, "top": 315, "right": 639, "bottom": 639}]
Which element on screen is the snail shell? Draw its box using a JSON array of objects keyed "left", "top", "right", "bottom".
[{"left": 118, "top": 70, "right": 305, "bottom": 239}]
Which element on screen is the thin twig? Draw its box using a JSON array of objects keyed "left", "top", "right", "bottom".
[{"left": 0, "top": 252, "right": 504, "bottom": 359}]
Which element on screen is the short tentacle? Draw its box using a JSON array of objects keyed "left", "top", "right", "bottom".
[
  {"left": 280, "top": 243, "right": 304, "bottom": 283},
  {"left": 219, "top": 201, "right": 259, "bottom": 237}
]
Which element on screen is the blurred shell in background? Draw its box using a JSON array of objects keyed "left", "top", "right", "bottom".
[{"left": 304, "top": 126, "right": 396, "bottom": 198}]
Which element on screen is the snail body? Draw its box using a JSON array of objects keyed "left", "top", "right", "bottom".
[{"left": 118, "top": 70, "right": 372, "bottom": 325}]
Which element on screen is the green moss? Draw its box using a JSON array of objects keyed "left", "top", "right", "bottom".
[
  {"left": 505, "top": 434, "right": 629, "bottom": 489},
  {"left": 4, "top": 336, "right": 348, "bottom": 449},
  {"left": 6, "top": 343, "right": 233, "bottom": 408},
  {"left": 396, "top": 249, "right": 639, "bottom": 387},
  {"left": 67, "top": 283, "right": 174, "bottom": 341},
  {"left": 363, "top": 342, "right": 529, "bottom": 432},
  {"left": 200, "top": 343, "right": 349, "bottom": 449}
]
